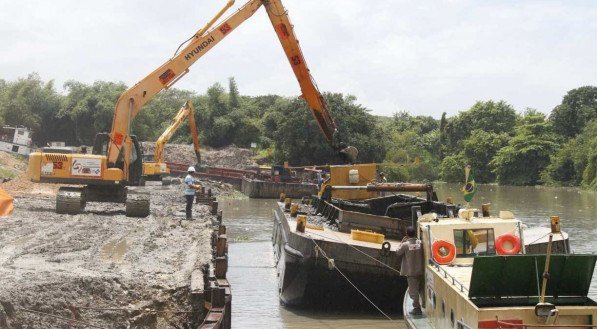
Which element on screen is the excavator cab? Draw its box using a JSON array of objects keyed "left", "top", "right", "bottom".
[{"left": 92, "top": 133, "right": 144, "bottom": 186}]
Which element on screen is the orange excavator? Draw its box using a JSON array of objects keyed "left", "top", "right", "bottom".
[
  {"left": 27, "top": 0, "right": 357, "bottom": 217},
  {"left": 142, "top": 100, "right": 201, "bottom": 183}
]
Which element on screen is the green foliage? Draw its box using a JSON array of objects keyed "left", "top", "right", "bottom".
[
  {"left": 0, "top": 73, "right": 593, "bottom": 189},
  {"left": 491, "top": 111, "right": 559, "bottom": 185},
  {"left": 134, "top": 88, "right": 196, "bottom": 142},
  {"left": 549, "top": 86, "right": 597, "bottom": 138},
  {"left": 439, "top": 153, "right": 466, "bottom": 183},
  {"left": 381, "top": 111, "right": 440, "bottom": 182},
  {"left": 542, "top": 119, "right": 597, "bottom": 188},
  {"left": 444, "top": 100, "right": 518, "bottom": 153},
  {"left": 439, "top": 112, "right": 447, "bottom": 160},
  {"left": 0, "top": 167, "right": 17, "bottom": 180},
  {"left": 0, "top": 73, "right": 65, "bottom": 145},
  {"left": 264, "top": 93, "right": 385, "bottom": 165},
  {"left": 380, "top": 165, "right": 411, "bottom": 182},
  {"left": 462, "top": 130, "right": 509, "bottom": 183},
  {"left": 228, "top": 77, "right": 240, "bottom": 110},
  {"left": 61, "top": 80, "right": 127, "bottom": 145}
]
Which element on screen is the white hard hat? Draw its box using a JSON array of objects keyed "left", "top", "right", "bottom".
[{"left": 188, "top": 166, "right": 196, "bottom": 172}]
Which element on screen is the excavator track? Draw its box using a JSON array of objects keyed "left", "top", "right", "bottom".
[
  {"left": 56, "top": 187, "right": 86, "bottom": 215},
  {"left": 125, "top": 190, "right": 150, "bottom": 218}
]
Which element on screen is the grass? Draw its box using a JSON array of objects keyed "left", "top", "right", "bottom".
[{"left": 0, "top": 167, "right": 17, "bottom": 180}]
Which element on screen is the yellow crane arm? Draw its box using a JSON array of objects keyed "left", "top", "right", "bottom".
[
  {"left": 187, "top": 103, "right": 202, "bottom": 166},
  {"left": 263, "top": 0, "right": 336, "bottom": 143},
  {"left": 107, "top": 0, "right": 263, "bottom": 166},
  {"left": 263, "top": 0, "right": 355, "bottom": 161},
  {"left": 154, "top": 100, "right": 201, "bottom": 166}
]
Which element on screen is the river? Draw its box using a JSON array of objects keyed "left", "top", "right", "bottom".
[{"left": 219, "top": 183, "right": 596, "bottom": 328}]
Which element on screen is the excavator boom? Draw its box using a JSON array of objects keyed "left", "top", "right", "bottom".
[
  {"left": 109, "top": 0, "right": 356, "bottom": 173},
  {"left": 263, "top": 0, "right": 337, "bottom": 143},
  {"left": 108, "top": 0, "right": 263, "bottom": 169},
  {"left": 153, "top": 100, "right": 201, "bottom": 165},
  {"left": 143, "top": 100, "right": 201, "bottom": 179},
  {"left": 262, "top": 0, "right": 356, "bottom": 162}
]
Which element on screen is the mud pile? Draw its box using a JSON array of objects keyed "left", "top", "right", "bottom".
[
  {"left": 0, "top": 151, "right": 37, "bottom": 194},
  {"left": 0, "top": 151, "right": 27, "bottom": 173},
  {"left": 0, "top": 179, "right": 225, "bottom": 328},
  {"left": 142, "top": 143, "right": 257, "bottom": 170}
]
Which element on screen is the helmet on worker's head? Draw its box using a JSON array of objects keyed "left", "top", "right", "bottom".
[{"left": 188, "top": 166, "right": 196, "bottom": 173}]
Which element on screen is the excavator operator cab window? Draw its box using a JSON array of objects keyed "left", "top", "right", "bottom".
[
  {"left": 92, "top": 133, "right": 110, "bottom": 156},
  {"left": 129, "top": 141, "right": 138, "bottom": 163},
  {"left": 453, "top": 229, "right": 495, "bottom": 256}
]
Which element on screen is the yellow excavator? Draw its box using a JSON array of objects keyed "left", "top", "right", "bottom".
[
  {"left": 27, "top": 0, "right": 357, "bottom": 217},
  {"left": 142, "top": 100, "right": 201, "bottom": 183}
]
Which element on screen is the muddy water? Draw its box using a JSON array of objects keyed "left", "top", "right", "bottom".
[{"left": 221, "top": 184, "right": 597, "bottom": 328}]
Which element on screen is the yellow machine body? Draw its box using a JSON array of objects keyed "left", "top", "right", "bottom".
[
  {"left": 320, "top": 163, "right": 378, "bottom": 200},
  {"left": 28, "top": 152, "right": 124, "bottom": 184}
]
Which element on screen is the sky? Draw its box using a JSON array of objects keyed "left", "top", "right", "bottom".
[{"left": 1, "top": 0, "right": 596, "bottom": 118}]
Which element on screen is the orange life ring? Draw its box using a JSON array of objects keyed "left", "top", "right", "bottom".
[
  {"left": 432, "top": 240, "right": 456, "bottom": 264},
  {"left": 495, "top": 233, "right": 521, "bottom": 255}
]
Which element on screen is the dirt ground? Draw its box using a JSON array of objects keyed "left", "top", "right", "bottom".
[
  {"left": 141, "top": 143, "right": 257, "bottom": 170},
  {"left": 0, "top": 151, "right": 238, "bottom": 328}
]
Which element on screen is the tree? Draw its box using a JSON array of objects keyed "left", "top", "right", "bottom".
[
  {"left": 0, "top": 73, "right": 66, "bottom": 145},
  {"left": 462, "top": 130, "right": 510, "bottom": 183},
  {"left": 491, "top": 111, "right": 558, "bottom": 185},
  {"left": 134, "top": 88, "right": 196, "bottom": 142},
  {"left": 439, "top": 153, "right": 466, "bottom": 183},
  {"left": 202, "top": 83, "right": 231, "bottom": 147},
  {"left": 549, "top": 86, "right": 597, "bottom": 138},
  {"left": 263, "top": 93, "right": 385, "bottom": 165},
  {"left": 60, "top": 80, "right": 127, "bottom": 145},
  {"left": 542, "top": 118, "right": 597, "bottom": 188},
  {"left": 380, "top": 111, "right": 440, "bottom": 182},
  {"left": 444, "top": 100, "right": 518, "bottom": 153},
  {"left": 439, "top": 112, "right": 447, "bottom": 160},
  {"left": 228, "top": 77, "right": 240, "bottom": 110}
]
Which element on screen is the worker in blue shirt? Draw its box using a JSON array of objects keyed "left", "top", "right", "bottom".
[{"left": 184, "top": 166, "right": 201, "bottom": 220}]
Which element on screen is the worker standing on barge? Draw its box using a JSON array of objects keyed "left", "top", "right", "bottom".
[{"left": 397, "top": 226, "right": 425, "bottom": 315}]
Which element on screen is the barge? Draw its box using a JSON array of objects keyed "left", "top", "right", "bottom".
[
  {"left": 272, "top": 174, "right": 458, "bottom": 312},
  {"left": 241, "top": 177, "right": 317, "bottom": 199}
]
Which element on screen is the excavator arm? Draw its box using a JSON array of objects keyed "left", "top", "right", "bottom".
[
  {"left": 263, "top": 0, "right": 357, "bottom": 163},
  {"left": 109, "top": 0, "right": 356, "bottom": 180},
  {"left": 153, "top": 100, "right": 201, "bottom": 167},
  {"left": 107, "top": 0, "right": 262, "bottom": 169}
]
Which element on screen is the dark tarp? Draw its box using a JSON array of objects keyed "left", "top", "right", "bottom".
[{"left": 469, "top": 254, "right": 597, "bottom": 301}]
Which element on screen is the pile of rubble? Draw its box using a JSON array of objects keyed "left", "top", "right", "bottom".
[{"left": 142, "top": 143, "right": 257, "bottom": 170}]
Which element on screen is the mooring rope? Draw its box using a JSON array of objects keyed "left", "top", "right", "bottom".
[
  {"left": 307, "top": 237, "right": 397, "bottom": 323},
  {"left": 307, "top": 230, "right": 402, "bottom": 275}
]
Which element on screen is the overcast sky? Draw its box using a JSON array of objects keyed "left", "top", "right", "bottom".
[{"left": 1, "top": 0, "right": 596, "bottom": 118}]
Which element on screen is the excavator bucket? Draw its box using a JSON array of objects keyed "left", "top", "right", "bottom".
[{"left": 0, "top": 187, "right": 14, "bottom": 216}]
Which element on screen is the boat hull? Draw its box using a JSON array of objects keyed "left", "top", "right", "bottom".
[{"left": 272, "top": 204, "right": 407, "bottom": 313}]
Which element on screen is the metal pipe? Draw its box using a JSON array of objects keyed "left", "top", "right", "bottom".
[
  {"left": 330, "top": 183, "right": 432, "bottom": 192},
  {"left": 195, "top": 0, "right": 235, "bottom": 38}
]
